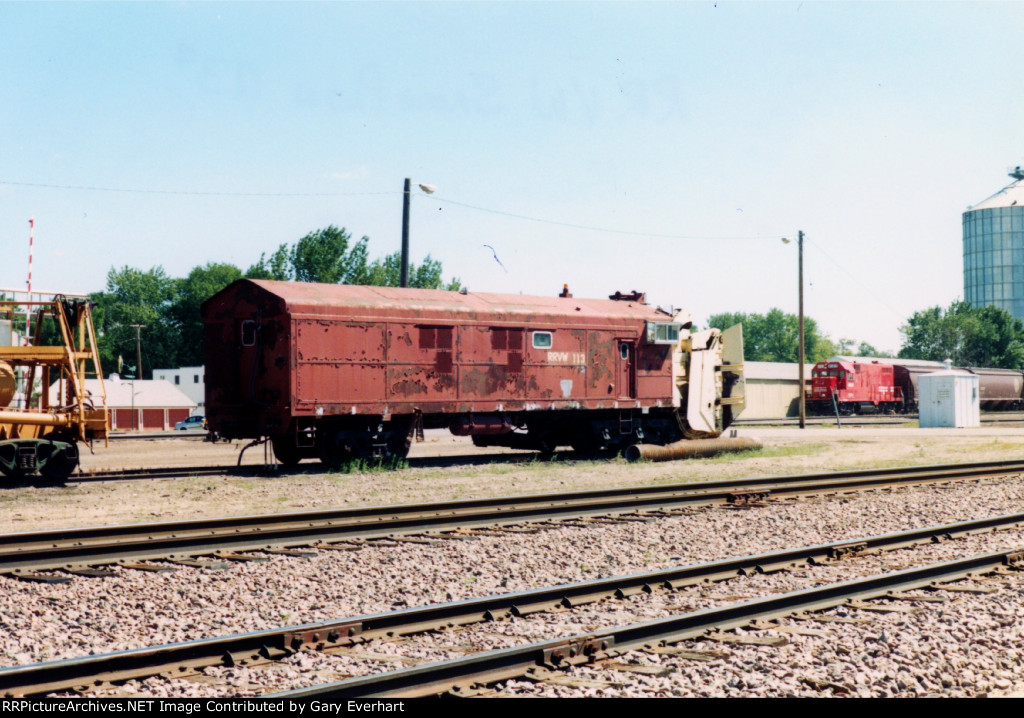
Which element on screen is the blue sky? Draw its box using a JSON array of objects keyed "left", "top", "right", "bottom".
[{"left": 2, "top": 1, "right": 1023, "bottom": 354}]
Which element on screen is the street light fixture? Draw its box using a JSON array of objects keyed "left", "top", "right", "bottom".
[
  {"left": 782, "top": 231, "right": 806, "bottom": 429},
  {"left": 401, "top": 178, "right": 437, "bottom": 288}
]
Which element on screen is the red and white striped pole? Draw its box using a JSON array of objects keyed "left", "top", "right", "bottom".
[{"left": 25, "top": 217, "right": 33, "bottom": 343}]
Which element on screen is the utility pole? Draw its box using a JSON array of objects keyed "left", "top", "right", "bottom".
[
  {"left": 399, "top": 179, "right": 435, "bottom": 288},
  {"left": 130, "top": 324, "right": 145, "bottom": 431},
  {"left": 400, "top": 178, "right": 411, "bottom": 288},
  {"left": 25, "top": 218, "right": 34, "bottom": 341},
  {"left": 130, "top": 324, "right": 145, "bottom": 381},
  {"left": 797, "top": 230, "right": 806, "bottom": 430}
]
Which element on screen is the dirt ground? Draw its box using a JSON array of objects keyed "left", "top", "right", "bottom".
[{"left": 3, "top": 425, "right": 1024, "bottom": 533}]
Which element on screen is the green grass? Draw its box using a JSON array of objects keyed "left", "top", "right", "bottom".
[
  {"left": 700, "top": 442, "right": 828, "bottom": 463},
  {"left": 946, "top": 439, "right": 1024, "bottom": 454},
  {"left": 326, "top": 456, "right": 410, "bottom": 474}
]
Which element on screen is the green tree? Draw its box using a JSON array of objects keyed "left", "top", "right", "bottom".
[
  {"left": 90, "top": 266, "right": 179, "bottom": 378},
  {"left": 899, "top": 301, "right": 1024, "bottom": 368},
  {"left": 245, "top": 244, "right": 291, "bottom": 280},
  {"left": 707, "top": 309, "right": 836, "bottom": 364},
  {"left": 364, "top": 252, "right": 463, "bottom": 290},
  {"left": 834, "top": 338, "right": 894, "bottom": 358},
  {"left": 290, "top": 226, "right": 369, "bottom": 284},
  {"left": 168, "top": 262, "right": 243, "bottom": 366},
  {"left": 246, "top": 227, "right": 460, "bottom": 290}
]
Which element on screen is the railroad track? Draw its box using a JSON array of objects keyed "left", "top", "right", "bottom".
[
  {"left": 735, "top": 412, "right": 1024, "bottom": 427},
  {"left": 71, "top": 465, "right": 239, "bottom": 483},
  {"left": 67, "top": 452, "right": 547, "bottom": 484},
  {"left": 3, "top": 510, "right": 1023, "bottom": 697},
  {"left": 5, "top": 459, "right": 1024, "bottom": 577}
]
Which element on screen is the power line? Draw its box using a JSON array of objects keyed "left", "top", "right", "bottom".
[
  {"left": 0, "top": 178, "right": 783, "bottom": 242},
  {"left": 804, "top": 237, "right": 906, "bottom": 320},
  {"left": 0, "top": 180, "right": 393, "bottom": 198},
  {"left": 427, "top": 195, "right": 777, "bottom": 241}
]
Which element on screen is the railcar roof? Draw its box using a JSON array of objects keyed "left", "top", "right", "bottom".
[
  {"left": 829, "top": 356, "right": 947, "bottom": 369},
  {"left": 234, "top": 279, "right": 677, "bottom": 322}
]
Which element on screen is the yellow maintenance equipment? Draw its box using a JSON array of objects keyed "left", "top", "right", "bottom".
[{"left": 0, "top": 297, "right": 108, "bottom": 483}]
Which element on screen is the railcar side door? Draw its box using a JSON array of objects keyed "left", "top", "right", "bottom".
[{"left": 617, "top": 340, "right": 636, "bottom": 400}]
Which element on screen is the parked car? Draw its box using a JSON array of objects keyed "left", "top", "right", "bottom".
[{"left": 175, "top": 415, "right": 206, "bottom": 431}]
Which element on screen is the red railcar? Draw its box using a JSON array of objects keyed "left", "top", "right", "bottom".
[
  {"left": 807, "top": 357, "right": 1024, "bottom": 414},
  {"left": 806, "top": 360, "right": 904, "bottom": 415},
  {"left": 202, "top": 280, "right": 743, "bottom": 465}
]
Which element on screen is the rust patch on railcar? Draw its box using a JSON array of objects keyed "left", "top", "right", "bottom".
[
  {"left": 587, "top": 331, "right": 616, "bottom": 389},
  {"left": 460, "top": 365, "right": 525, "bottom": 397},
  {"left": 391, "top": 379, "right": 429, "bottom": 396},
  {"left": 389, "top": 367, "right": 429, "bottom": 396}
]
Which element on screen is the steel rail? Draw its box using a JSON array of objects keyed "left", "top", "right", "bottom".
[
  {"left": 279, "top": 547, "right": 1024, "bottom": 698},
  {"left": 72, "top": 465, "right": 235, "bottom": 482},
  {"left": 3, "top": 459, "right": 1024, "bottom": 575},
  {"left": 3, "top": 510, "right": 1024, "bottom": 697},
  {"left": 735, "top": 412, "right": 1024, "bottom": 427}
]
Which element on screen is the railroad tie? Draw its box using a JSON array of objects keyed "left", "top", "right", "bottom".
[
  {"left": 62, "top": 568, "right": 118, "bottom": 578},
  {"left": 216, "top": 552, "right": 271, "bottom": 563},
  {"left": 119, "top": 562, "right": 178, "bottom": 573},
  {"left": 846, "top": 599, "right": 921, "bottom": 614},
  {"left": 645, "top": 645, "right": 730, "bottom": 661},
  {"left": 703, "top": 633, "right": 789, "bottom": 647},
  {"left": 597, "top": 661, "right": 673, "bottom": 677},
  {"left": 166, "top": 558, "right": 230, "bottom": 570},
  {"left": 524, "top": 666, "right": 622, "bottom": 690},
  {"left": 5, "top": 571, "right": 72, "bottom": 584},
  {"left": 934, "top": 584, "right": 999, "bottom": 594},
  {"left": 263, "top": 548, "right": 319, "bottom": 558}
]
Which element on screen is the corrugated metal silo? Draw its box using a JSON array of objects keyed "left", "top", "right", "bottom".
[{"left": 963, "top": 167, "right": 1024, "bottom": 320}]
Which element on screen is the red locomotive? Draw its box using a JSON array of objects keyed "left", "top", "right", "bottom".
[
  {"left": 806, "top": 360, "right": 904, "bottom": 415},
  {"left": 806, "top": 357, "right": 1024, "bottom": 414},
  {"left": 202, "top": 280, "right": 745, "bottom": 466}
]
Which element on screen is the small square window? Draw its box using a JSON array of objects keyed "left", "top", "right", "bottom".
[
  {"left": 532, "top": 331, "right": 553, "bottom": 349},
  {"left": 241, "top": 320, "right": 257, "bottom": 346}
]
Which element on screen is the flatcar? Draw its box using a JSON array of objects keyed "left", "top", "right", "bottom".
[{"left": 202, "top": 280, "right": 745, "bottom": 466}]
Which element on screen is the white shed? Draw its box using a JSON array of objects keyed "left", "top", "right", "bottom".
[{"left": 918, "top": 368, "right": 980, "bottom": 428}]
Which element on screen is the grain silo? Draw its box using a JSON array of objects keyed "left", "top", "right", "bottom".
[{"left": 963, "top": 167, "right": 1024, "bottom": 320}]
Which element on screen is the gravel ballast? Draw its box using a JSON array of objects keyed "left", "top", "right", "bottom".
[
  {"left": 6, "top": 428, "right": 1024, "bottom": 697},
  {"left": 4, "top": 472, "right": 1024, "bottom": 697}
]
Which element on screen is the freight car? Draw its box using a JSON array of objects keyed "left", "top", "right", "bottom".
[
  {"left": 202, "top": 280, "right": 745, "bottom": 466},
  {"left": 962, "top": 367, "right": 1024, "bottom": 410},
  {"left": 806, "top": 356, "right": 1024, "bottom": 414}
]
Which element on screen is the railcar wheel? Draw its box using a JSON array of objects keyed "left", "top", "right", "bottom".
[
  {"left": 271, "top": 435, "right": 303, "bottom": 467},
  {"left": 317, "top": 430, "right": 357, "bottom": 470},
  {"left": 35, "top": 434, "right": 78, "bottom": 486},
  {"left": 38, "top": 451, "right": 77, "bottom": 486},
  {"left": 386, "top": 422, "right": 413, "bottom": 461},
  {"left": 0, "top": 465, "right": 26, "bottom": 483},
  {"left": 570, "top": 426, "right": 603, "bottom": 457}
]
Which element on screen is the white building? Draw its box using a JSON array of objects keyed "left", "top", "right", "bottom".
[
  {"left": 918, "top": 368, "right": 980, "bottom": 428},
  {"left": 152, "top": 366, "right": 205, "bottom": 415},
  {"left": 49, "top": 377, "right": 197, "bottom": 431}
]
